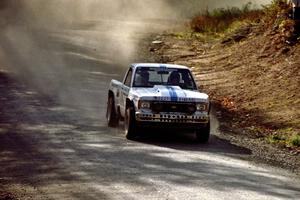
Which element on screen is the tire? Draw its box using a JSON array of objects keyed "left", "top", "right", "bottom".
[
  {"left": 195, "top": 121, "right": 210, "bottom": 143},
  {"left": 106, "top": 96, "right": 119, "bottom": 127},
  {"left": 124, "top": 106, "right": 137, "bottom": 140}
]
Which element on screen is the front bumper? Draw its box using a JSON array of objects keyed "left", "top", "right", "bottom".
[{"left": 135, "top": 111, "right": 209, "bottom": 124}]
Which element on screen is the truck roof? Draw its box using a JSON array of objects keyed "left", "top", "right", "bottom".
[{"left": 131, "top": 63, "right": 189, "bottom": 70}]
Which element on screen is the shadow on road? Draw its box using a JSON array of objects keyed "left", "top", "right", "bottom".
[
  {"left": 135, "top": 131, "right": 252, "bottom": 156},
  {"left": 1, "top": 25, "right": 300, "bottom": 198},
  {"left": 1, "top": 67, "right": 300, "bottom": 199}
]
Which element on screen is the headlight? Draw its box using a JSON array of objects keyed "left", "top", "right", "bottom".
[
  {"left": 196, "top": 103, "right": 208, "bottom": 111},
  {"left": 139, "top": 101, "right": 151, "bottom": 109}
]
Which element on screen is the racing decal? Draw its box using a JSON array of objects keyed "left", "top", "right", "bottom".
[
  {"left": 167, "top": 86, "right": 178, "bottom": 101},
  {"left": 132, "top": 85, "right": 208, "bottom": 102},
  {"left": 159, "top": 65, "right": 167, "bottom": 71},
  {"left": 153, "top": 96, "right": 170, "bottom": 101}
]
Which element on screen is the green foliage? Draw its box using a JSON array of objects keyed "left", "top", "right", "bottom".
[
  {"left": 190, "top": 0, "right": 294, "bottom": 36},
  {"left": 267, "top": 134, "right": 286, "bottom": 144},
  {"left": 263, "top": 0, "right": 289, "bottom": 15},
  {"left": 267, "top": 128, "right": 300, "bottom": 148},
  {"left": 287, "top": 134, "right": 300, "bottom": 147},
  {"left": 171, "top": 31, "right": 219, "bottom": 42},
  {"left": 190, "top": 2, "right": 263, "bottom": 33},
  {"left": 262, "top": 0, "right": 291, "bottom": 24}
]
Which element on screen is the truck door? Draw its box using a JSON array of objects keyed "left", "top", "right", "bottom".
[{"left": 120, "top": 68, "right": 133, "bottom": 117}]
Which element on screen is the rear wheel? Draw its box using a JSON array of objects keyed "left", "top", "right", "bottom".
[
  {"left": 124, "top": 106, "right": 137, "bottom": 140},
  {"left": 106, "top": 96, "right": 119, "bottom": 127},
  {"left": 195, "top": 121, "right": 210, "bottom": 143}
]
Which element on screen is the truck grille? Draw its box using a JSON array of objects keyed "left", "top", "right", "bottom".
[{"left": 151, "top": 101, "right": 196, "bottom": 114}]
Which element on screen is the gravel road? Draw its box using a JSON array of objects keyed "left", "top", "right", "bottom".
[{"left": 0, "top": 19, "right": 300, "bottom": 200}]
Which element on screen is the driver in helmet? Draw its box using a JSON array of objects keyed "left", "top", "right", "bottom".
[
  {"left": 168, "top": 71, "right": 180, "bottom": 85},
  {"left": 139, "top": 70, "right": 150, "bottom": 86}
]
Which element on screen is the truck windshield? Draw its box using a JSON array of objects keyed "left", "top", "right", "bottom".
[{"left": 133, "top": 67, "right": 197, "bottom": 90}]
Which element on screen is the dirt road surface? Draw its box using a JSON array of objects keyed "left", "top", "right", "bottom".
[{"left": 1, "top": 19, "right": 300, "bottom": 200}]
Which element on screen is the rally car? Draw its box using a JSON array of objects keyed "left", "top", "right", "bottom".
[{"left": 106, "top": 63, "right": 210, "bottom": 142}]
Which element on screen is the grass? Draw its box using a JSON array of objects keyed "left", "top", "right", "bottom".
[
  {"left": 190, "top": 0, "right": 294, "bottom": 40},
  {"left": 287, "top": 134, "right": 300, "bottom": 147},
  {"left": 267, "top": 134, "right": 286, "bottom": 145},
  {"left": 190, "top": 2, "right": 263, "bottom": 34},
  {"left": 267, "top": 128, "right": 300, "bottom": 148},
  {"left": 171, "top": 31, "right": 220, "bottom": 42},
  {"left": 262, "top": 0, "right": 291, "bottom": 24}
]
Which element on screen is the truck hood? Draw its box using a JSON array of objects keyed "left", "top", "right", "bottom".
[{"left": 130, "top": 85, "right": 209, "bottom": 103}]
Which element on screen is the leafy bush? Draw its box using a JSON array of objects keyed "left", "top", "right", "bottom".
[
  {"left": 190, "top": 3, "right": 263, "bottom": 33},
  {"left": 267, "top": 133, "right": 286, "bottom": 144},
  {"left": 262, "top": 0, "right": 290, "bottom": 23},
  {"left": 190, "top": 0, "right": 294, "bottom": 34},
  {"left": 288, "top": 134, "right": 300, "bottom": 147},
  {"left": 267, "top": 128, "right": 300, "bottom": 148}
]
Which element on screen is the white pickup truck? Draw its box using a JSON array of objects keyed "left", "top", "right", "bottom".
[{"left": 106, "top": 63, "right": 211, "bottom": 142}]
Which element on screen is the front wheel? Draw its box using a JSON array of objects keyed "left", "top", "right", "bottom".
[
  {"left": 124, "top": 106, "right": 137, "bottom": 140},
  {"left": 195, "top": 121, "right": 210, "bottom": 143}
]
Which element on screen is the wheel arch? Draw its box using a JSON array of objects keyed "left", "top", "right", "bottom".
[
  {"left": 108, "top": 90, "right": 117, "bottom": 113},
  {"left": 126, "top": 98, "right": 134, "bottom": 109},
  {"left": 108, "top": 90, "right": 114, "bottom": 98}
]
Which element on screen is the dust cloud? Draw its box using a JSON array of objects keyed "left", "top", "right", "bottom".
[
  {"left": 0, "top": 0, "right": 272, "bottom": 118},
  {"left": 0, "top": 0, "right": 181, "bottom": 117}
]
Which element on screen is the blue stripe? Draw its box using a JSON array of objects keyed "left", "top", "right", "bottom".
[{"left": 167, "top": 86, "right": 177, "bottom": 101}]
